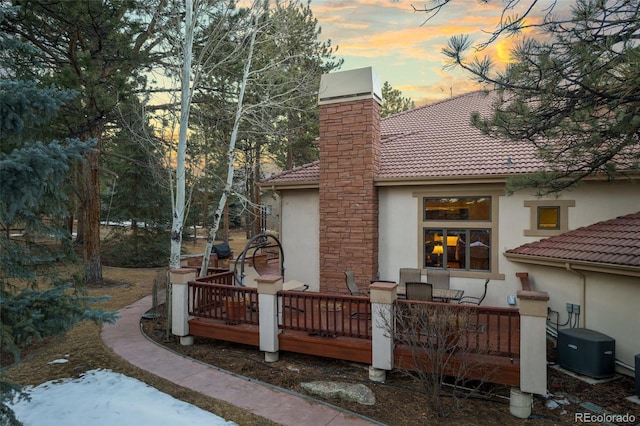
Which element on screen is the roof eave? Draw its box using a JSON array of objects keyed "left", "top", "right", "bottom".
[
  {"left": 259, "top": 181, "right": 319, "bottom": 190},
  {"left": 374, "top": 174, "right": 510, "bottom": 186},
  {"left": 504, "top": 253, "right": 640, "bottom": 278}
]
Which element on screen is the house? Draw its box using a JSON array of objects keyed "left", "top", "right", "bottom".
[{"left": 261, "top": 67, "right": 640, "bottom": 376}]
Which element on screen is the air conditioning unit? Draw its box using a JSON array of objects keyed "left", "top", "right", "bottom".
[{"left": 557, "top": 328, "right": 615, "bottom": 379}]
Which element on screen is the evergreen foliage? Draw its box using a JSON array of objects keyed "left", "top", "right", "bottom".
[
  {"left": 381, "top": 81, "right": 415, "bottom": 118},
  {"left": 442, "top": 0, "right": 640, "bottom": 194},
  {"left": 1, "top": 0, "right": 175, "bottom": 284},
  {"left": 0, "top": 140, "right": 90, "bottom": 224},
  {"left": 101, "top": 227, "right": 170, "bottom": 268},
  {"left": 1, "top": 6, "right": 117, "bottom": 423},
  {"left": 101, "top": 99, "right": 172, "bottom": 229}
]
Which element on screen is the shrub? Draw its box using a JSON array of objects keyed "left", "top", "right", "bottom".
[{"left": 101, "top": 227, "right": 170, "bottom": 268}]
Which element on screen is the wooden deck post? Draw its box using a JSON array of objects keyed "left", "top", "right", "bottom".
[
  {"left": 256, "top": 274, "right": 283, "bottom": 362},
  {"left": 514, "top": 290, "right": 549, "bottom": 417},
  {"left": 170, "top": 268, "right": 197, "bottom": 345},
  {"left": 369, "top": 281, "right": 398, "bottom": 382}
]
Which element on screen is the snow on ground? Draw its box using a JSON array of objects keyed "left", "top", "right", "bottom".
[{"left": 9, "top": 369, "right": 236, "bottom": 426}]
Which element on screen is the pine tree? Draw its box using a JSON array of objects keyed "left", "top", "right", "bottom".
[
  {"left": 0, "top": 6, "right": 116, "bottom": 424},
  {"left": 1, "top": 0, "right": 175, "bottom": 284},
  {"left": 440, "top": 0, "right": 640, "bottom": 194},
  {"left": 381, "top": 81, "right": 415, "bottom": 118}
]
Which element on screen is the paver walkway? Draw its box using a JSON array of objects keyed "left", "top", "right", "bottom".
[{"left": 101, "top": 295, "right": 379, "bottom": 426}]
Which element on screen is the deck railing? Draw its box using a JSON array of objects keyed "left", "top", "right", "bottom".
[
  {"left": 278, "top": 290, "right": 372, "bottom": 339},
  {"left": 180, "top": 275, "right": 527, "bottom": 387},
  {"left": 185, "top": 276, "right": 519, "bottom": 357},
  {"left": 195, "top": 269, "right": 234, "bottom": 284},
  {"left": 188, "top": 275, "right": 258, "bottom": 325},
  {"left": 395, "top": 299, "right": 520, "bottom": 358}
]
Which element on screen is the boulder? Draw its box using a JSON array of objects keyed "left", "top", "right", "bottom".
[{"left": 300, "top": 381, "right": 375, "bottom": 406}]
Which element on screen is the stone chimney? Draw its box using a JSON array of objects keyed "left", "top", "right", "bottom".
[{"left": 317, "top": 67, "right": 382, "bottom": 293}]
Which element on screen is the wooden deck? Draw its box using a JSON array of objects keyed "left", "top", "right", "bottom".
[{"left": 186, "top": 270, "right": 521, "bottom": 387}]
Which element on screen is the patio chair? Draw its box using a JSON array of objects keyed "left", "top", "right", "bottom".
[
  {"left": 399, "top": 268, "right": 421, "bottom": 298},
  {"left": 345, "top": 270, "right": 370, "bottom": 318},
  {"left": 427, "top": 268, "right": 450, "bottom": 290},
  {"left": 345, "top": 270, "right": 362, "bottom": 295},
  {"left": 458, "top": 279, "right": 490, "bottom": 305},
  {"left": 405, "top": 282, "right": 433, "bottom": 301}
]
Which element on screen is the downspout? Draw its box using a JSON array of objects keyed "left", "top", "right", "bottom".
[{"left": 564, "top": 263, "right": 586, "bottom": 328}]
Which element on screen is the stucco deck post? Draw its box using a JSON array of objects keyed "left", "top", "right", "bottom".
[
  {"left": 170, "top": 268, "right": 197, "bottom": 346},
  {"left": 513, "top": 290, "right": 549, "bottom": 417},
  {"left": 369, "top": 281, "right": 398, "bottom": 382},
  {"left": 256, "top": 274, "right": 283, "bottom": 363}
]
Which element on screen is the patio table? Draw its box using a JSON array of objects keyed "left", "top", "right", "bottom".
[
  {"left": 398, "top": 288, "right": 464, "bottom": 302},
  {"left": 432, "top": 288, "right": 464, "bottom": 303}
]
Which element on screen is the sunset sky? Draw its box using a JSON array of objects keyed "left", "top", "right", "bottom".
[{"left": 307, "top": 0, "right": 571, "bottom": 105}]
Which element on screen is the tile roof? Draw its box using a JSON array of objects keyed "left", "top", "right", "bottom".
[
  {"left": 262, "top": 160, "right": 319, "bottom": 185},
  {"left": 262, "top": 91, "right": 545, "bottom": 185},
  {"left": 506, "top": 211, "right": 640, "bottom": 268}
]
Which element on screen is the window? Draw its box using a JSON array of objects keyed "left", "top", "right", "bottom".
[
  {"left": 424, "top": 197, "right": 490, "bottom": 221},
  {"left": 422, "top": 197, "right": 491, "bottom": 271},
  {"left": 424, "top": 228, "right": 491, "bottom": 271},
  {"left": 537, "top": 206, "right": 559, "bottom": 229},
  {"left": 524, "top": 200, "right": 575, "bottom": 236}
]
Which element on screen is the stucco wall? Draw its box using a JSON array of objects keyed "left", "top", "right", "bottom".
[
  {"left": 377, "top": 181, "right": 639, "bottom": 302},
  {"left": 499, "top": 180, "right": 640, "bottom": 300},
  {"left": 280, "top": 180, "right": 639, "bottom": 372},
  {"left": 377, "top": 180, "right": 640, "bottom": 374},
  {"left": 378, "top": 187, "right": 419, "bottom": 282},
  {"left": 280, "top": 189, "right": 320, "bottom": 290},
  {"left": 518, "top": 264, "right": 639, "bottom": 373}
]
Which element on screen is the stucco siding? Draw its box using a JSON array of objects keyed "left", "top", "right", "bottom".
[
  {"left": 278, "top": 180, "right": 639, "bottom": 374},
  {"left": 280, "top": 189, "right": 320, "bottom": 290},
  {"left": 517, "top": 264, "right": 639, "bottom": 373},
  {"left": 500, "top": 181, "right": 640, "bottom": 290},
  {"left": 378, "top": 187, "right": 419, "bottom": 283},
  {"left": 583, "top": 273, "right": 639, "bottom": 371}
]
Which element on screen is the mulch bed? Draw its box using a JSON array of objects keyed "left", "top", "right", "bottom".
[{"left": 142, "top": 303, "right": 640, "bottom": 425}]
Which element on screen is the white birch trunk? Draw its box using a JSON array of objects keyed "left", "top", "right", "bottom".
[
  {"left": 169, "top": 0, "right": 194, "bottom": 270},
  {"left": 200, "top": 8, "right": 262, "bottom": 277}
]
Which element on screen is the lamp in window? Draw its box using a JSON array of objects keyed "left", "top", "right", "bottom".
[
  {"left": 434, "top": 234, "right": 459, "bottom": 246},
  {"left": 432, "top": 244, "right": 443, "bottom": 266}
]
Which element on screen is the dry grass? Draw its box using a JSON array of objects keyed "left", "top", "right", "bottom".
[{"left": 4, "top": 231, "right": 278, "bottom": 426}]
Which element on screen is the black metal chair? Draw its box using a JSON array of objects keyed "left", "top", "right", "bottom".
[
  {"left": 345, "top": 271, "right": 371, "bottom": 318},
  {"left": 458, "top": 279, "right": 490, "bottom": 305},
  {"left": 345, "top": 270, "right": 360, "bottom": 295}
]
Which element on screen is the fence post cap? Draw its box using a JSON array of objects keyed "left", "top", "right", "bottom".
[
  {"left": 370, "top": 282, "right": 397, "bottom": 304},
  {"left": 170, "top": 268, "right": 198, "bottom": 284}
]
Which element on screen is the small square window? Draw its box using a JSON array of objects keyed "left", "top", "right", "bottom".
[
  {"left": 524, "top": 200, "right": 574, "bottom": 236},
  {"left": 538, "top": 207, "right": 560, "bottom": 230}
]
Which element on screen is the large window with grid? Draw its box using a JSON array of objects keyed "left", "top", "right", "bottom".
[{"left": 422, "top": 196, "right": 492, "bottom": 272}]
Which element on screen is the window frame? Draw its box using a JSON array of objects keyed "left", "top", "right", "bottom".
[
  {"left": 414, "top": 188, "right": 504, "bottom": 279},
  {"left": 424, "top": 227, "right": 492, "bottom": 271},
  {"left": 524, "top": 200, "right": 575, "bottom": 237}
]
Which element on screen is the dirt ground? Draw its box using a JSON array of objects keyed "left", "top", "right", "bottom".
[
  {"left": 5, "top": 231, "right": 640, "bottom": 425},
  {"left": 141, "top": 306, "right": 640, "bottom": 426}
]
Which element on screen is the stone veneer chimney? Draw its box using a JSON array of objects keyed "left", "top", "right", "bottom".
[{"left": 317, "top": 67, "right": 382, "bottom": 293}]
